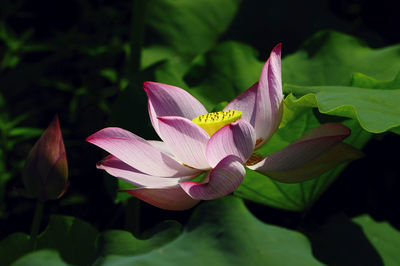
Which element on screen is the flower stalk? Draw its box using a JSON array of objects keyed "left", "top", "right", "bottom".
[{"left": 30, "top": 200, "right": 44, "bottom": 250}]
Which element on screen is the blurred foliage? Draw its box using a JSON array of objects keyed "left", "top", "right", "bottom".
[
  {"left": 282, "top": 30, "right": 400, "bottom": 85},
  {"left": 1, "top": 215, "right": 98, "bottom": 265},
  {"left": 0, "top": 0, "right": 399, "bottom": 265},
  {"left": 305, "top": 214, "right": 400, "bottom": 265}
]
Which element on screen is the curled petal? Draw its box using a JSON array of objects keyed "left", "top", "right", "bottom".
[
  {"left": 225, "top": 43, "right": 283, "bottom": 149},
  {"left": 86, "top": 127, "right": 198, "bottom": 177},
  {"left": 124, "top": 186, "right": 200, "bottom": 211},
  {"left": 248, "top": 123, "right": 354, "bottom": 182},
  {"left": 180, "top": 155, "right": 245, "bottom": 200},
  {"left": 157, "top": 116, "right": 210, "bottom": 170},
  {"left": 97, "top": 155, "right": 194, "bottom": 188},
  {"left": 144, "top": 81, "right": 208, "bottom": 136},
  {"left": 206, "top": 119, "right": 256, "bottom": 168}
]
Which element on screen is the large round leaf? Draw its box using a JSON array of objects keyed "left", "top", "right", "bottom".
[{"left": 95, "top": 197, "right": 322, "bottom": 265}]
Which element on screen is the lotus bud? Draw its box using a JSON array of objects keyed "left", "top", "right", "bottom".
[{"left": 22, "top": 115, "right": 68, "bottom": 201}]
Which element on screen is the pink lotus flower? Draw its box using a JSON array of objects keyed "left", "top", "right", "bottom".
[
  {"left": 87, "top": 44, "right": 357, "bottom": 210},
  {"left": 22, "top": 116, "right": 68, "bottom": 201}
]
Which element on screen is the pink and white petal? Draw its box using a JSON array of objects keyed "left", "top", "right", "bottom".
[
  {"left": 248, "top": 123, "right": 351, "bottom": 172},
  {"left": 123, "top": 186, "right": 200, "bottom": 211},
  {"left": 292, "top": 123, "right": 351, "bottom": 143},
  {"left": 248, "top": 143, "right": 363, "bottom": 183},
  {"left": 206, "top": 119, "right": 256, "bottom": 168},
  {"left": 147, "top": 140, "right": 175, "bottom": 158},
  {"left": 97, "top": 155, "right": 195, "bottom": 188},
  {"left": 225, "top": 44, "right": 283, "bottom": 149},
  {"left": 86, "top": 127, "right": 198, "bottom": 177},
  {"left": 144, "top": 81, "right": 207, "bottom": 135},
  {"left": 224, "top": 82, "right": 258, "bottom": 126},
  {"left": 158, "top": 116, "right": 210, "bottom": 170},
  {"left": 255, "top": 43, "right": 283, "bottom": 148},
  {"left": 180, "top": 155, "right": 245, "bottom": 200}
]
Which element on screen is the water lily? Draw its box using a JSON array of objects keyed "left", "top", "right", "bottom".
[{"left": 87, "top": 44, "right": 358, "bottom": 210}]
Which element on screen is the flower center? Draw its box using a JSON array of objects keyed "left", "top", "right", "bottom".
[{"left": 192, "top": 110, "right": 242, "bottom": 136}]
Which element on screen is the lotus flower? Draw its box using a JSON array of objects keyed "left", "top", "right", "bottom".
[
  {"left": 22, "top": 115, "right": 68, "bottom": 201},
  {"left": 87, "top": 44, "right": 359, "bottom": 210}
]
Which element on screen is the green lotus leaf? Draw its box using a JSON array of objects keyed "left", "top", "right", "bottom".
[{"left": 95, "top": 197, "right": 321, "bottom": 265}]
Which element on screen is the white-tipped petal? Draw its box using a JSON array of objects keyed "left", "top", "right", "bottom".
[{"left": 87, "top": 127, "right": 198, "bottom": 177}]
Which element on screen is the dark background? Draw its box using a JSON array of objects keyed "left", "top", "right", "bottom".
[{"left": 1, "top": 0, "right": 399, "bottom": 240}]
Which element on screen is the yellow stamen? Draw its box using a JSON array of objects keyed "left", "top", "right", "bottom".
[{"left": 192, "top": 110, "right": 242, "bottom": 136}]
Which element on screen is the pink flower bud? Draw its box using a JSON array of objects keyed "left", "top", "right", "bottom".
[{"left": 22, "top": 116, "right": 68, "bottom": 201}]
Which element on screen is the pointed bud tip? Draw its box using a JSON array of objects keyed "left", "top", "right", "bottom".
[
  {"left": 143, "top": 81, "right": 160, "bottom": 93},
  {"left": 271, "top": 43, "right": 282, "bottom": 57},
  {"left": 143, "top": 81, "right": 150, "bottom": 92},
  {"left": 85, "top": 135, "right": 93, "bottom": 143}
]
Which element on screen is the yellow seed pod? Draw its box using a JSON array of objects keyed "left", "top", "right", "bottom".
[{"left": 192, "top": 110, "right": 242, "bottom": 136}]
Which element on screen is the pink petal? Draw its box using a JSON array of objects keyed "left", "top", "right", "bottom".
[
  {"left": 225, "top": 43, "right": 283, "bottom": 149},
  {"left": 249, "top": 143, "right": 363, "bottom": 183},
  {"left": 248, "top": 123, "right": 351, "bottom": 179},
  {"left": 157, "top": 116, "right": 210, "bottom": 170},
  {"left": 124, "top": 186, "right": 200, "bottom": 210},
  {"left": 206, "top": 119, "right": 256, "bottom": 168},
  {"left": 256, "top": 43, "right": 283, "bottom": 147},
  {"left": 97, "top": 155, "right": 194, "bottom": 188},
  {"left": 292, "top": 122, "right": 350, "bottom": 143},
  {"left": 147, "top": 140, "right": 175, "bottom": 158},
  {"left": 144, "top": 81, "right": 208, "bottom": 136},
  {"left": 224, "top": 82, "right": 258, "bottom": 126},
  {"left": 180, "top": 155, "right": 246, "bottom": 200},
  {"left": 86, "top": 127, "right": 198, "bottom": 177}
]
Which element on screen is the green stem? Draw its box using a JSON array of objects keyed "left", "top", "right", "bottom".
[
  {"left": 30, "top": 200, "right": 44, "bottom": 250},
  {"left": 129, "top": 0, "right": 148, "bottom": 76}
]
